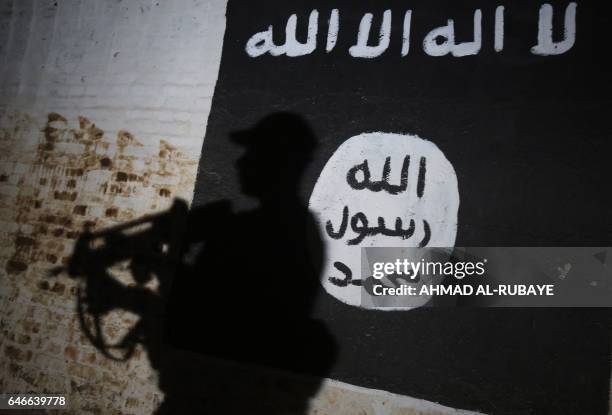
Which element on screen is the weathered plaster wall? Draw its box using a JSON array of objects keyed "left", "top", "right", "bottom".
[{"left": 0, "top": 1, "right": 225, "bottom": 413}]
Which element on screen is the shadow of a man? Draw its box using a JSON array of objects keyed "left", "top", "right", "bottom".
[{"left": 163, "top": 112, "right": 336, "bottom": 414}]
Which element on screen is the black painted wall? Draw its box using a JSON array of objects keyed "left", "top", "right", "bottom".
[{"left": 190, "top": 1, "right": 611, "bottom": 414}]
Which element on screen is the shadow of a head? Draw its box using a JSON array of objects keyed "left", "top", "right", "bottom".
[{"left": 231, "top": 112, "right": 317, "bottom": 200}]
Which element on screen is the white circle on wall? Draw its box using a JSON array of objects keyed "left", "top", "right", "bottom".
[{"left": 308, "top": 132, "right": 459, "bottom": 309}]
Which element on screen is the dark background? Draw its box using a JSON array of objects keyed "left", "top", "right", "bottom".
[{"left": 191, "top": 1, "right": 611, "bottom": 414}]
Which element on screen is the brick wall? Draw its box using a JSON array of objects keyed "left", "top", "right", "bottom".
[{"left": 0, "top": 1, "right": 226, "bottom": 413}]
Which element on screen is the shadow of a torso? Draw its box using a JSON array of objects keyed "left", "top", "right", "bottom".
[{"left": 162, "top": 199, "right": 336, "bottom": 414}]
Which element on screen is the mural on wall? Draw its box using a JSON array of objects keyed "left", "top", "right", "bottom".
[
  {"left": 189, "top": 1, "right": 612, "bottom": 414},
  {"left": 244, "top": 3, "right": 577, "bottom": 58},
  {"left": 309, "top": 132, "right": 458, "bottom": 309}
]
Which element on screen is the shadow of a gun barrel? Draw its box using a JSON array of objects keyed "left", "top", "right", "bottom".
[{"left": 47, "top": 199, "right": 189, "bottom": 279}]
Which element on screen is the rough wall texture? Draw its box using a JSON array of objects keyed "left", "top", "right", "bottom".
[{"left": 0, "top": 0, "right": 225, "bottom": 413}]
